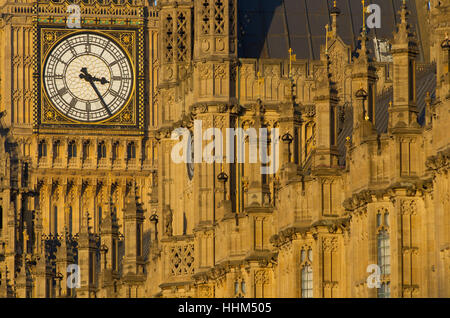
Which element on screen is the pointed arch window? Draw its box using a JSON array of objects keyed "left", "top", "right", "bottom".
[
  {"left": 98, "top": 141, "right": 107, "bottom": 159},
  {"left": 377, "top": 209, "right": 391, "bottom": 298},
  {"left": 53, "top": 141, "right": 60, "bottom": 159},
  {"left": 38, "top": 140, "right": 47, "bottom": 158},
  {"left": 68, "top": 141, "right": 77, "bottom": 159},
  {"left": 378, "top": 282, "right": 391, "bottom": 298},
  {"left": 234, "top": 278, "right": 246, "bottom": 298},
  {"left": 127, "top": 142, "right": 136, "bottom": 160},
  {"left": 377, "top": 230, "right": 390, "bottom": 275},
  {"left": 83, "top": 141, "right": 90, "bottom": 160},
  {"left": 112, "top": 142, "right": 119, "bottom": 161},
  {"left": 300, "top": 248, "right": 313, "bottom": 298}
]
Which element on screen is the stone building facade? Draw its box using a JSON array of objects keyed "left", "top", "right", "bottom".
[{"left": 0, "top": 0, "right": 448, "bottom": 298}]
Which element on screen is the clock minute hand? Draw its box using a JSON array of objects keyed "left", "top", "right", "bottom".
[
  {"left": 79, "top": 68, "right": 112, "bottom": 116},
  {"left": 88, "top": 79, "right": 112, "bottom": 116}
]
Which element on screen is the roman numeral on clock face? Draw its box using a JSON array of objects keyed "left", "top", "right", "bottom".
[
  {"left": 69, "top": 98, "right": 77, "bottom": 108},
  {"left": 58, "top": 87, "right": 68, "bottom": 96}
]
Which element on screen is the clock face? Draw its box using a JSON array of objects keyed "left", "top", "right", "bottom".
[{"left": 43, "top": 32, "right": 133, "bottom": 122}]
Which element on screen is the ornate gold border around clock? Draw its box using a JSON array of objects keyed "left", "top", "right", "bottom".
[
  {"left": 39, "top": 28, "right": 137, "bottom": 126},
  {"left": 32, "top": 1, "right": 146, "bottom": 133}
]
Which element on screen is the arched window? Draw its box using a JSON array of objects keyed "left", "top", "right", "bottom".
[
  {"left": 377, "top": 230, "right": 390, "bottom": 275},
  {"left": 127, "top": 142, "right": 136, "bottom": 159},
  {"left": 38, "top": 140, "right": 47, "bottom": 158},
  {"left": 378, "top": 282, "right": 391, "bottom": 298},
  {"left": 377, "top": 209, "right": 391, "bottom": 298},
  {"left": 98, "top": 142, "right": 107, "bottom": 159},
  {"left": 233, "top": 279, "right": 246, "bottom": 298},
  {"left": 68, "top": 141, "right": 77, "bottom": 159},
  {"left": 300, "top": 248, "right": 313, "bottom": 298},
  {"left": 83, "top": 141, "right": 90, "bottom": 160},
  {"left": 53, "top": 141, "right": 60, "bottom": 159},
  {"left": 112, "top": 142, "right": 119, "bottom": 161},
  {"left": 301, "top": 265, "right": 313, "bottom": 298}
]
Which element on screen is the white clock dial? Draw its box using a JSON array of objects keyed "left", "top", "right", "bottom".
[{"left": 43, "top": 33, "right": 133, "bottom": 122}]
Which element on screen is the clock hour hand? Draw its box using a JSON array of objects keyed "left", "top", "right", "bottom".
[
  {"left": 92, "top": 76, "right": 110, "bottom": 85},
  {"left": 79, "top": 68, "right": 109, "bottom": 85}
]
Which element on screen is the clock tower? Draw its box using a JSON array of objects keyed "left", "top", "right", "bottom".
[{"left": 0, "top": 0, "right": 159, "bottom": 297}]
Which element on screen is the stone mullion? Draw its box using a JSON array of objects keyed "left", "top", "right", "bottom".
[
  {"left": 391, "top": 199, "right": 402, "bottom": 298},
  {"left": 355, "top": 216, "right": 362, "bottom": 295},
  {"left": 410, "top": 202, "right": 420, "bottom": 297},
  {"left": 60, "top": 138, "right": 68, "bottom": 168},
  {"left": 137, "top": 139, "right": 143, "bottom": 167},
  {"left": 2, "top": 23, "right": 13, "bottom": 126},
  {"left": 62, "top": 182, "right": 71, "bottom": 235},
  {"left": 54, "top": 182, "right": 63, "bottom": 235},
  {"left": 118, "top": 180, "right": 127, "bottom": 229},
  {"left": 323, "top": 240, "right": 331, "bottom": 298},
  {"left": 44, "top": 180, "right": 52, "bottom": 235},
  {"left": 401, "top": 207, "right": 412, "bottom": 296},
  {"left": 48, "top": 138, "right": 54, "bottom": 168},
  {"left": 63, "top": 186, "right": 73, "bottom": 234},
  {"left": 118, "top": 140, "right": 126, "bottom": 168},
  {"left": 315, "top": 237, "right": 323, "bottom": 298},
  {"left": 31, "top": 136, "right": 38, "bottom": 167},
  {"left": 161, "top": 139, "right": 172, "bottom": 221},
  {"left": 75, "top": 138, "right": 82, "bottom": 168},
  {"left": 368, "top": 204, "right": 378, "bottom": 298}
]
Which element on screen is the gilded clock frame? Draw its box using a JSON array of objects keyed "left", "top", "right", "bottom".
[{"left": 34, "top": 18, "right": 145, "bottom": 132}]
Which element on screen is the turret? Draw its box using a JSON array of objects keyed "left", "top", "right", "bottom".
[
  {"left": 99, "top": 199, "right": 121, "bottom": 296},
  {"left": 77, "top": 212, "right": 98, "bottom": 298},
  {"left": 122, "top": 184, "right": 145, "bottom": 287},
  {"left": 389, "top": 0, "right": 420, "bottom": 130}
]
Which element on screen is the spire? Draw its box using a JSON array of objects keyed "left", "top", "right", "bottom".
[
  {"left": 354, "top": 0, "right": 371, "bottom": 64},
  {"left": 400, "top": 0, "right": 408, "bottom": 24},
  {"left": 390, "top": 0, "right": 419, "bottom": 129},
  {"left": 288, "top": 48, "right": 296, "bottom": 78},
  {"left": 393, "top": 0, "right": 417, "bottom": 48},
  {"left": 361, "top": 0, "right": 366, "bottom": 33},
  {"left": 330, "top": 1, "right": 340, "bottom": 38}
]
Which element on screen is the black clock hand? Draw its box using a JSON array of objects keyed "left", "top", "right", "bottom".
[
  {"left": 92, "top": 76, "right": 110, "bottom": 85},
  {"left": 79, "top": 68, "right": 112, "bottom": 116},
  {"left": 80, "top": 69, "right": 109, "bottom": 85},
  {"left": 88, "top": 80, "right": 112, "bottom": 116}
]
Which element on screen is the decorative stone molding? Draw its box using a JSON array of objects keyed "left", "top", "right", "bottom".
[
  {"left": 400, "top": 199, "right": 417, "bottom": 216},
  {"left": 426, "top": 148, "right": 450, "bottom": 173}
]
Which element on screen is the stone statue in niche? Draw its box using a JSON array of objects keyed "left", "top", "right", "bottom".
[{"left": 164, "top": 206, "right": 173, "bottom": 237}]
